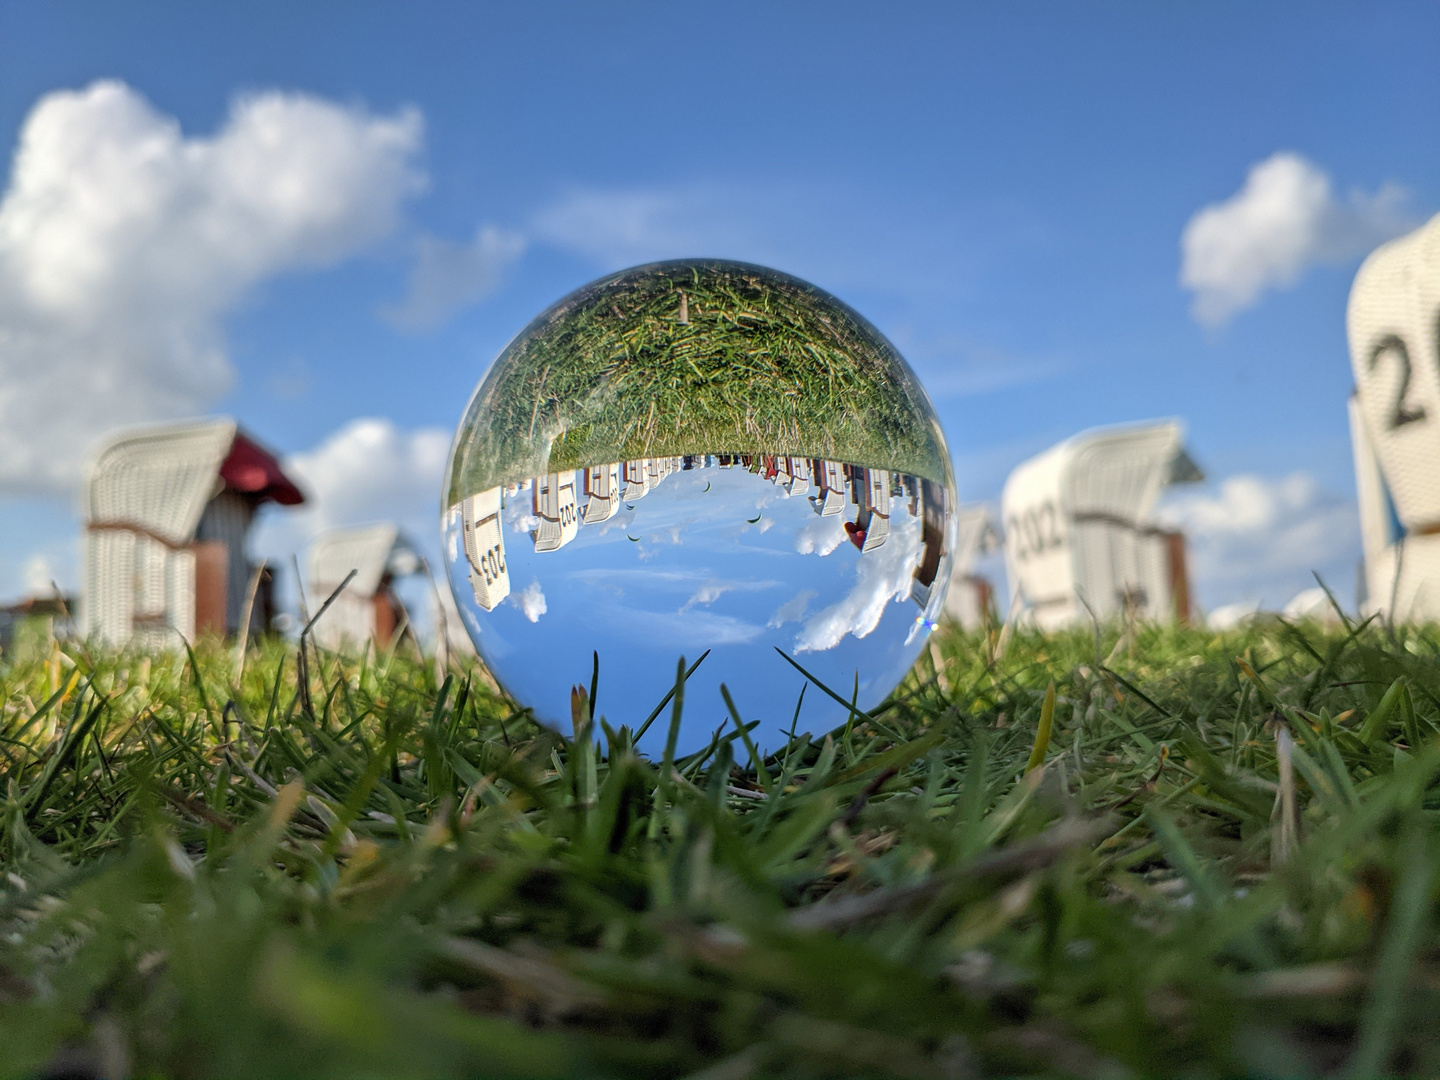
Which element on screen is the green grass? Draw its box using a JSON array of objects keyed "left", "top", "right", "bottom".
[
  {"left": 6, "top": 617, "right": 1440, "bottom": 1077},
  {"left": 446, "top": 260, "right": 949, "bottom": 503}
]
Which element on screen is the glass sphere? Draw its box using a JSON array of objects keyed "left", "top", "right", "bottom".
[{"left": 442, "top": 260, "right": 958, "bottom": 756}]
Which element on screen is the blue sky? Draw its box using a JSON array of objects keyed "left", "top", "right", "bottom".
[{"left": 1, "top": 1, "right": 1437, "bottom": 616}]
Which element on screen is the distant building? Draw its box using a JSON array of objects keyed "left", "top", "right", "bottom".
[
  {"left": 83, "top": 419, "right": 303, "bottom": 645},
  {"left": 307, "top": 524, "right": 423, "bottom": 650},
  {"left": 1002, "top": 421, "right": 1202, "bottom": 630},
  {"left": 458, "top": 488, "right": 509, "bottom": 611},
  {"left": 1348, "top": 211, "right": 1440, "bottom": 622}
]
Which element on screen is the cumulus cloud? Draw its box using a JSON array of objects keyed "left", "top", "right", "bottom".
[
  {"left": 0, "top": 80, "right": 424, "bottom": 493},
  {"left": 382, "top": 224, "right": 526, "bottom": 330},
  {"left": 512, "top": 580, "right": 547, "bottom": 623},
  {"left": 1180, "top": 152, "right": 1412, "bottom": 326},
  {"left": 1159, "top": 472, "right": 1358, "bottom": 610},
  {"left": 507, "top": 509, "right": 542, "bottom": 535},
  {"left": 793, "top": 514, "right": 848, "bottom": 557},
  {"left": 251, "top": 417, "right": 450, "bottom": 565},
  {"left": 794, "top": 512, "right": 922, "bottom": 653}
]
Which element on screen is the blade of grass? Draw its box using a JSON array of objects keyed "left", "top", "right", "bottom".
[{"left": 1024, "top": 681, "right": 1057, "bottom": 774}]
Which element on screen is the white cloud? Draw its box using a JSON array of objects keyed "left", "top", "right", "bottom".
[
  {"left": 21, "top": 553, "right": 61, "bottom": 596},
  {"left": 678, "top": 576, "right": 780, "bottom": 613},
  {"left": 1206, "top": 601, "right": 1261, "bottom": 631},
  {"left": 681, "top": 580, "right": 733, "bottom": 611},
  {"left": 610, "top": 605, "right": 766, "bottom": 648},
  {"left": 1159, "top": 472, "right": 1358, "bottom": 610},
  {"left": 794, "top": 512, "right": 922, "bottom": 653},
  {"left": 252, "top": 417, "right": 450, "bottom": 565},
  {"left": 569, "top": 567, "right": 708, "bottom": 591},
  {"left": 512, "top": 580, "right": 547, "bottom": 623},
  {"left": 0, "top": 80, "right": 424, "bottom": 493},
  {"left": 507, "top": 509, "right": 542, "bottom": 535},
  {"left": 794, "top": 514, "right": 848, "bottom": 557},
  {"left": 768, "top": 589, "right": 816, "bottom": 629},
  {"left": 1179, "top": 152, "right": 1412, "bottom": 326},
  {"left": 1281, "top": 586, "right": 1344, "bottom": 625},
  {"left": 382, "top": 224, "right": 526, "bottom": 330}
]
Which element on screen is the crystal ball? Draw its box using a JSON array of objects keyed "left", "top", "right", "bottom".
[{"left": 442, "top": 260, "right": 958, "bottom": 755}]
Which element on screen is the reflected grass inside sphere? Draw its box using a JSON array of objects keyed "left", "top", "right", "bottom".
[{"left": 442, "top": 260, "right": 958, "bottom": 755}]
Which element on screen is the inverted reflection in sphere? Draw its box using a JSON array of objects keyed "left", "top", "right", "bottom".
[{"left": 442, "top": 260, "right": 958, "bottom": 755}]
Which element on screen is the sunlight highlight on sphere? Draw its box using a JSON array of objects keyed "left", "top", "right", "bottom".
[{"left": 442, "top": 260, "right": 958, "bottom": 755}]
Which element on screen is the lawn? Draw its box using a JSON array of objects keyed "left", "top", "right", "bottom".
[
  {"left": 445, "top": 260, "right": 949, "bottom": 503},
  {"left": 3, "top": 612, "right": 1440, "bottom": 1078}
]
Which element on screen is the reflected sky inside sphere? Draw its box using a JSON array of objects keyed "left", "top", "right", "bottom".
[{"left": 442, "top": 260, "right": 958, "bottom": 756}]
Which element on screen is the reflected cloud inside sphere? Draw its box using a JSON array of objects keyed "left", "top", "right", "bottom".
[
  {"left": 444, "top": 455, "right": 948, "bottom": 753},
  {"left": 442, "top": 260, "right": 958, "bottom": 755}
]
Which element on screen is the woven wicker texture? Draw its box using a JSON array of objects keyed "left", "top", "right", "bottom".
[
  {"left": 449, "top": 489, "right": 509, "bottom": 614},
  {"left": 307, "top": 524, "right": 422, "bottom": 650},
  {"left": 1002, "top": 422, "right": 1196, "bottom": 630},
  {"left": 1366, "top": 535, "right": 1440, "bottom": 623},
  {"left": 82, "top": 420, "right": 237, "bottom": 644},
  {"left": 1348, "top": 212, "right": 1440, "bottom": 531}
]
